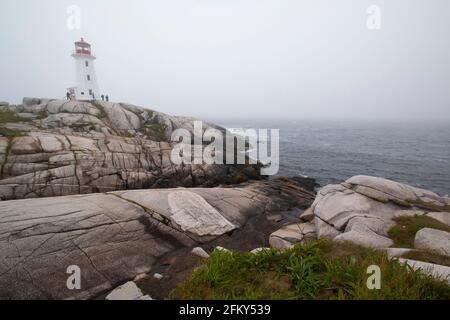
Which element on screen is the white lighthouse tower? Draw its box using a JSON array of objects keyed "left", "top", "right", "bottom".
[{"left": 68, "top": 38, "right": 100, "bottom": 101}]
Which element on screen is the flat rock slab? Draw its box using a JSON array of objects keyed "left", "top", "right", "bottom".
[
  {"left": 191, "top": 247, "right": 210, "bottom": 259},
  {"left": 386, "top": 248, "right": 415, "bottom": 259},
  {"left": 111, "top": 187, "right": 262, "bottom": 241}
]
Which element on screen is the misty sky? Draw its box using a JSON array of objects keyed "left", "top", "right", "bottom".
[{"left": 1, "top": 0, "right": 449, "bottom": 120}]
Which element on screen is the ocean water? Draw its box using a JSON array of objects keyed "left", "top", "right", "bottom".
[{"left": 216, "top": 119, "right": 450, "bottom": 197}]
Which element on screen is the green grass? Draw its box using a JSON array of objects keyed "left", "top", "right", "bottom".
[
  {"left": 0, "top": 111, "right": 29, "bottom": 123},
  {"left": 170, "top": 240, "right": 450, "bottom": 300},
  {"left": 388, "top": 215, "right": 450, "bottom": 248}
]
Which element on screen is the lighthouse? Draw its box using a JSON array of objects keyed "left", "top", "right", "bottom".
[{"left": 68, "top": 38, "right": 100, "bottom": 101}]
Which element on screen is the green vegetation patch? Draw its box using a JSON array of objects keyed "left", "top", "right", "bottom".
[
  {"left": 388, "top": 215, "right": 450, "bottom": 248},
  {"left": 145, "top": 109, "right": 154, "bottom": 119},
  {"left": 171, "top": 240, "right": 450, "bottom": 300},
  {"left": 0, "top": 111, "right": 29, "bottom": 123}
]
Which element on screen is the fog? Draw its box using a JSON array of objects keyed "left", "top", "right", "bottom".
[{"left": 1, "top": 0, "right": 449, "bottom": 121}]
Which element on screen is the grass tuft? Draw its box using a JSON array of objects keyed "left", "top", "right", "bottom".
[{"left": 170, "top": 240, "right": 450, "bottom": 300}]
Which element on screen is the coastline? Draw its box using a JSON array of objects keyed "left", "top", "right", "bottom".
[{"left": 0, "top": 99, "right": 449, "bottom": 300}]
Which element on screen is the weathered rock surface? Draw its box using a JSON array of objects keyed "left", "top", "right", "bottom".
[
  {"left": 334, "top": 228, "right": 393, "bottom": 249},
  {"left": 426, "top": 212, "right": 450, "bottom": 226},
  {"left": 0, "top": 177, "right": 314, "bottom": 299},
  {"left": 270, "top": 175, "right": 450, "bottom": 250},
  {"left": 0, "top": 98, "right": 260, "bottom": 200},
  {"left": 214, "top": 246, "right": 230, "bottom": 253},
  {"left": 105, "top": 281, "right": 150, "bottom": 300},
  {"left": 167, "top": 191, "right": 236, "bottom": 237},
  {"left": 414, "top": 228, "right": 450, "bottom": 256},
  {"left": 299, "top": 208, "right": 314, "bottom": 222},
  {"left": 191, "top": 247, "right": 210, "bottom": 259},
  {"left": 153, "top": 273, "right": 163, "bottom": 280},
  {"left": 269, "top": 221, "right": 316, "bottom": 249}
]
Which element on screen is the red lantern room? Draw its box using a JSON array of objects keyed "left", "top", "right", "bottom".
[{"left": 74, "top": 38, "right": 92, "bottom": 56}]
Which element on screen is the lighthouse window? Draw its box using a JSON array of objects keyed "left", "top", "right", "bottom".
[
  {"left": 85, "top": 61, "right": 89, "bottom": 67},
  {"left": 87, "top": 75, "right": 91, "bottom": 81}
]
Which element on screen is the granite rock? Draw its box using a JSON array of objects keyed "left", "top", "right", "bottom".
[
  {"left": 0, "top": 99, "right": 260, "bottom": 200},
  {"left": 0, "top": 178, "right": 314, "bottom": 299},
  {"left": 271, "top": 175, "right": 450, "bottom": 253}
]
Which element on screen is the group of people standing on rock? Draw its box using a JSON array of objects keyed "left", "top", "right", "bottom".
[{"left": 66, "top": 92, "right": 109, "bottom": 102}]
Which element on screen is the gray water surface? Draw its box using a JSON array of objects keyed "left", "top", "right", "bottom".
[{"left": 216, "top": 119, "right": 450, "bottom": 196}]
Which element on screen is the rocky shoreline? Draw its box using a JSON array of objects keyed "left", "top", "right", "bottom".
[
  {"left": 0, "top": 98, "right": 449, "bottom": 299},
  {"left": 270, "top": 175, "right": 450, "bottom": 250},
  {"left": 0, "top": 98, "right": 260, "bottom": 200},
  {"left": 0, "top": 177, "right": 315, "bottom": 299}
]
